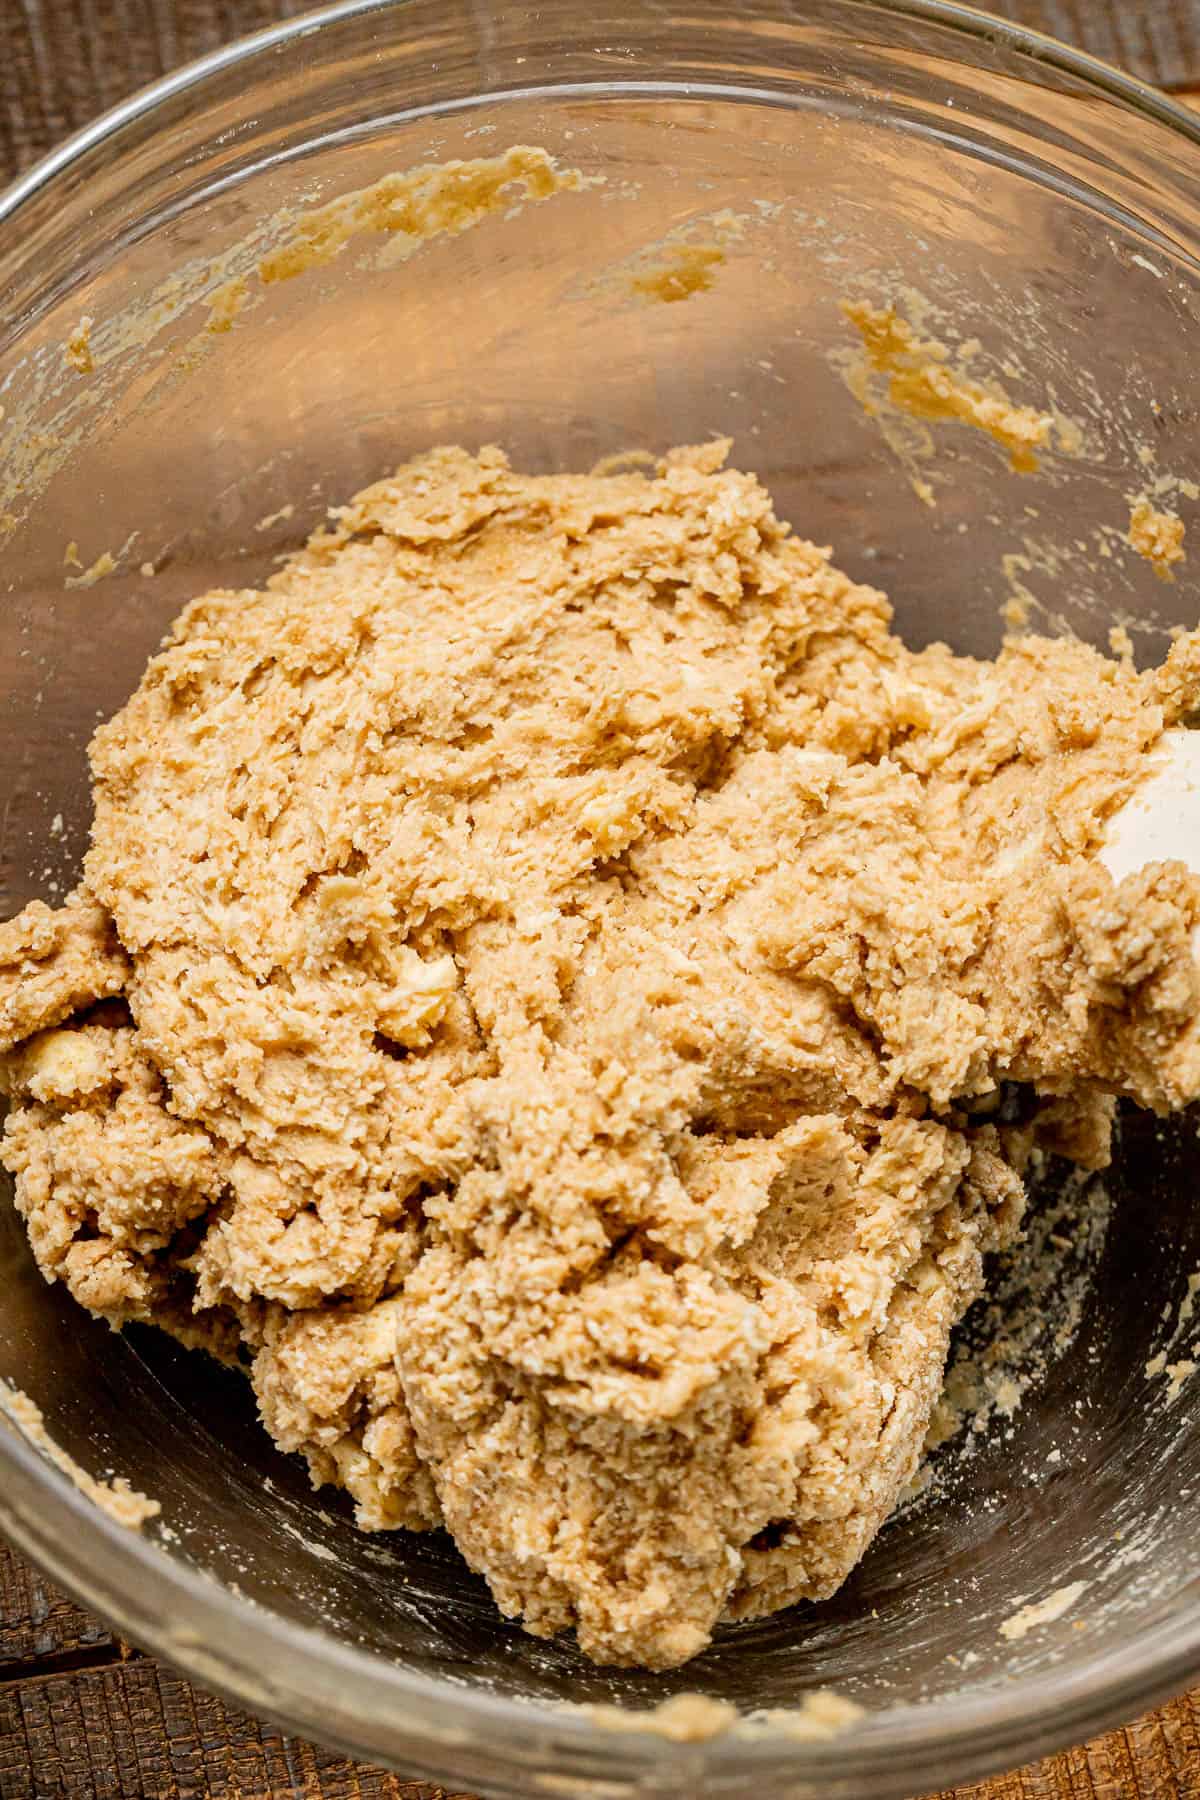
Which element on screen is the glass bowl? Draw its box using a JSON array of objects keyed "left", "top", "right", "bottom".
[{"left": 3, "top": 2, "right": 1200, "bottom": 1794}]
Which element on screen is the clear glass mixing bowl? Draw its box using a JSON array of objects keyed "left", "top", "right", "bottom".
[{"left": 4, "top": 2, "right": 1200, "bottom": 1793}]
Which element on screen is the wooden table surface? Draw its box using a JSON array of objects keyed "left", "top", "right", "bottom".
[{"left": 3, "top": 2, "right": 1200, "bottom": 1796}]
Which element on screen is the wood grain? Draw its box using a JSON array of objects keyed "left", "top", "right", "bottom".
[
  {"left": 0, "top": 0, "right": 311, "bottom": 179},
  {"left": 0, "top": 1641, "right": 472, "bottom": 1800},
  {"left": 985, "top": 0, "right": 1200, "bottom": 89},
  {"left": 0, "top": 0, "right": 1197, "bottom": 180},
  {"left": 0, "top": 1546, "right": 115, "bottom": 1675},
  {"left": 3, "top": 5, "right": 1200, "bottom": 1800},
  {"left": 922, "top": 1691, "right": 1200, "bottom": 1798}
]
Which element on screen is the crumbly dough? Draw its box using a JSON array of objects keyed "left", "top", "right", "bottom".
[
  {"left": 3, "top": 444, "right": 1200, "bottom": 1668},
  {"left": 1128, "top": 496, "right": 1186, "bottom": 580}
]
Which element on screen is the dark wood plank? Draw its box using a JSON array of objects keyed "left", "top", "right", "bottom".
[
  {"left": 0, "top": 0, "right": 1198, "bottom": 190},
  {"left": 919, "top": 1689, "right": 1200, "bottom": 1799},
  {"left": 0, "top": 0, "right": 314, "bottom": 179},
  {"left": 985, "top": 0, "right": 1200, "bottom": 90},
  {"left": 0, "top": 1656, "right": 477, "bottom": 1800},
  {"left": 0, "top": 1542, "right": 115, "bottom": 1677}
]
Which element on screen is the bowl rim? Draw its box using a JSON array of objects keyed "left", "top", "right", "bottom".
[{"left": 3, "top": 0, "right": 1200, "bottom": 1789}]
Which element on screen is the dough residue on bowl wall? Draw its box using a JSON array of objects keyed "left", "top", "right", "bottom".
[
  {"left": 838, "top": 298, "right": 1082, "bottom": 475},
  {"left": 63, "top": 316, "right": 95, "bottom": 376},
  {"left": 917, "top": 1162, "right": 1113, "bottom": 1477},
  {"left": 0, "top": 144, "right": 590, "bottom": 543},
  {"left": 582, "top": 1687, "right": 864, "bottom": 1742},
  {"left": 0, "top": 1379, "right": 160, "bottom": 1529},
  {"left": 257, "top": 145, "right": 585, "bottom": 285},
  {"left": 586, "top": 210, "right": 745, "bottom": 307},
  {"left": 999, "top": 1579, "right": 1088, "bottom": 1642}
]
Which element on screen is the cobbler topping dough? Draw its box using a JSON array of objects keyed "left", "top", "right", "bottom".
[{"left": 3, "top": 445, "right": 1200, "bottom": 1668}]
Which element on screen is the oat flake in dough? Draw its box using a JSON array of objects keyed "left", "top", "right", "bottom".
[{"left": 3, "top": 443, "right": 1200, "bottom": 1669}]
